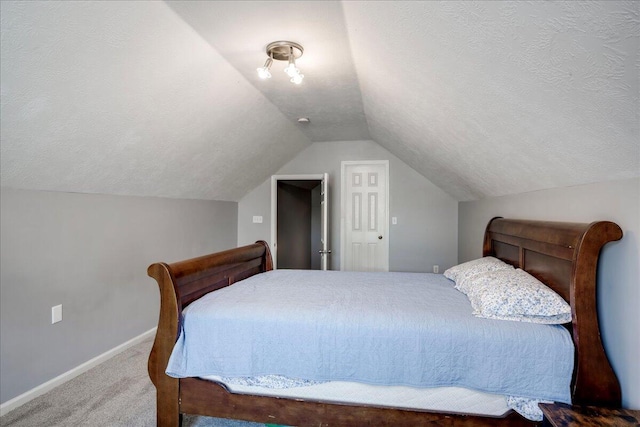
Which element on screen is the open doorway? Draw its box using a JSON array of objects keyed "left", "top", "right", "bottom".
[{"left": 271, "top": 174, "right": 330, "bottom": 270}]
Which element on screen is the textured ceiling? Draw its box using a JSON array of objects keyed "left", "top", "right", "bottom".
[
  {"left": 166, "top": 1, "right": 370, "bottom": 143},
  {"left": 0, "top": 1, "right": 311, "bottom": 201},
  {"left": 343, "top": 1, "right": 640, "bottom": 200},
  {"left": 1, "top": 1, "right": 638, "bottom": 202}
]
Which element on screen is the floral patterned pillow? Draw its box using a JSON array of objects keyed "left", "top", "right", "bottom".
[
  {"left": 464, "top": 268, "right": 572, "bottom": 324},
  {"left": 444, "top": 256, "right": 514, "bottom": 294}
]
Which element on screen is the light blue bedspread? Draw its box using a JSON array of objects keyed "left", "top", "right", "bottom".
[{"left": 167, "top": 270, "right": 573, "bottom": 403}]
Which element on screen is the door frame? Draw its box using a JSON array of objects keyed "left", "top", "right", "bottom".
[
  {"left": 271, "top": 174, "right": 327, "bottom": 269},
  {"left": 340, "top": 160, "right": 390, "bottom": 271}
]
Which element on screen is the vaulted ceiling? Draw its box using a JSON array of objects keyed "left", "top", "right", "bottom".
[{"left": 1, "top": 1, "right": 638, "bottom": 202}]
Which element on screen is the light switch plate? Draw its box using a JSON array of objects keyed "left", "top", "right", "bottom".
[
  {"left": 52, "top": 304, "right": 62, "bottom": 324},
  {"left": 252, "top": 216, "right": 263, "bottom": 224},
  {"left": 392, "top": 217, "right": 397, "bottom": 225}
]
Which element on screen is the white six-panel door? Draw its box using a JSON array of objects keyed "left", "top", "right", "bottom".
[{"left": 341, "top": 161, "right": 389, "bottom": 271}]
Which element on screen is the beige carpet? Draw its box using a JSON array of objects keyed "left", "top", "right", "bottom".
[{"left": 0, "top": 338, "right": 269, "bottom": 427}]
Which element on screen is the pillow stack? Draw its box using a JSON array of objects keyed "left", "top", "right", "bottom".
[
  {"left": 444, "top": 257, "right": 571, "bottom": 324},
  {"left": 444, "top": 256, "right": 514, "bottom": 294}
]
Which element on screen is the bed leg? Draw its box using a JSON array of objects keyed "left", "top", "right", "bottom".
[{"left": 155, "top": 380, "right": 180, "bottom": 427}]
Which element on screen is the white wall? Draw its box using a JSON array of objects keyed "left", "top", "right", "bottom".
[
  {"left": 0, "top": 187, "right": 238, "bottom": 404},
  {"left": 238, "top": 140, "right": 458, "bottom": 272},
  {"left": 458, "top": 177, "right": 640, "bottom": 409}
]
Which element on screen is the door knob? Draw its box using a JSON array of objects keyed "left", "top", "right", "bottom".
[{"left": 378, "top": 235, "right": 383, "bottom": 240}]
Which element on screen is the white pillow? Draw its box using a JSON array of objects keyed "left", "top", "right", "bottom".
[
  {"left": 444, "top": 256, "right": 514, "bottom": 294},
  {"left": 464, "top": 268, "right": 571, "bottom": 324}
]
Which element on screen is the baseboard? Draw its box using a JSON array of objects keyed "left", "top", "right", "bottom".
[{"left": 0, "top": 327, "right": 157, "bottom": 417}]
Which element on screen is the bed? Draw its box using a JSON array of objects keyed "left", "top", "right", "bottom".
[{"left": 147, "top": 217, "right": 622, "bottom": 426}]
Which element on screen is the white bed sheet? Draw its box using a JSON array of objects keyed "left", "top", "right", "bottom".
[{"left": 201, "top": 375, "right": 510, "bottom": 418}]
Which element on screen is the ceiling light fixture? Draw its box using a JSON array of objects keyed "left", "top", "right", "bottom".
[{"left": 257, "top": 41, "right": 304, "bottom": 85}]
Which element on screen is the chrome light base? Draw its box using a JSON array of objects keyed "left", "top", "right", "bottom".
[{"left": 266, "top": 41, "right": 304, "bottom": 61}]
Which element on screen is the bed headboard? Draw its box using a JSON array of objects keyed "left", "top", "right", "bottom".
[{"left": 482, "top": 217, "right": 622, "bottom": 407}]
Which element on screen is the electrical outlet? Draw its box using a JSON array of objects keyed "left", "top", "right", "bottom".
[
  {"left": 433, "top": 265, "right": 439, "bottom": 274},
  {"left": 52, "top": 304, "right": 63, "bottom": 324}
]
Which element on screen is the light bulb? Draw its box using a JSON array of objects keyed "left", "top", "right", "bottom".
[
  {"left": 284, "top": 63, "right": 299, "bottom": 78},
  {"left": 290, "top": 73, "right": 304, "bottom": 85},
  {"left": 257, "top": 67, "right": 272, "bottom": 79},
  {"left": 257, "top": 57, "right": 273, "bottom": 79}
]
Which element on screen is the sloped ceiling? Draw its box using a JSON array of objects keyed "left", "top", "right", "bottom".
[
  {"left": 1, "top": 1, "right": 638, "bottom": 202},
  {"left": 0, "top": 1, "right": 312, "bottom": 201},
  {"left": 342, "top": 1, "right": 639, "bottom": 200},
  {"left": 166, "top": 1, "right": 370, "bottom": 143}
]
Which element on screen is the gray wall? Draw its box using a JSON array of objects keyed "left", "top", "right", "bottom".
[
  {"left": 458, "top": 177, "right": 640, "bottom": 409},
  {"left": 0, "top": 187, "right": 237, "bottom": 404},
  {"left": 238, "top": 140, "right": 459, "bottom": 272}
]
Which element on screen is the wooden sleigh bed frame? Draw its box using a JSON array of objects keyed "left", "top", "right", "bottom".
[{"left": 147, "top": 218, "right": 622, "bottom": 427}]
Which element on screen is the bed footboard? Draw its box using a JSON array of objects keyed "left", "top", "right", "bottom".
[{"left": 147, "top": 241, "right": 272, "bottom": 427}]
